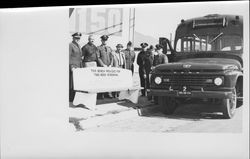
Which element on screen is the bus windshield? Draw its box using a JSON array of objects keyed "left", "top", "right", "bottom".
[{"left": 175, "top": 34, "right": 243, "bottom": 52}]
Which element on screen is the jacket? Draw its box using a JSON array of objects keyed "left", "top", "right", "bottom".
[
  {"left": 123, "top": 49, "right": 135, "bottom": 70},
  {"left": 69, "top": 41, "right": 82, "bottom": 68},
  {"left": 81, "top": 42, "right": 98, "bottom": 62},
  {"left": 153, "top": 53, "right": 168, "bottom": 66},
  {"left": 97, "top": 44, "right": 113, "bottom": 67},
  {"left": 112, "top": 51, "right": 126, "bottom": 68}
]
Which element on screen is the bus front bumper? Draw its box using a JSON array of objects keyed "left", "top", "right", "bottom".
[{"left": 150, "top": 89, "right": 233, "bottom": 99}]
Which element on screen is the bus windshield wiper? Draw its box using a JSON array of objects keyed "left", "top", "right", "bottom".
[{"left": 209, "top": 32, "right": 223, "bottom": 44}]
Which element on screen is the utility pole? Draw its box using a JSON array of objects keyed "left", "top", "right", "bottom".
[
  {"left": 170, "top": 33, "right": 172, "bottom": 46},
  {"left": 132, "top": 8, "right": 135, "bottom": 45},
  {"left": 128, "top": 8, "right": 131, "bottom": 42}
]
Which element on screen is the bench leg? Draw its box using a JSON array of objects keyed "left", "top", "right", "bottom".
[
  {"left": 119, "top": 89, "right": 140, "bottom": 103},
  {"left": 73, "top": 92, "right": 97, "bottom": 110}
]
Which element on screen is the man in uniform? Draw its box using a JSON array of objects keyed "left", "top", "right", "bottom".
[
  {"left": 69, "top": 32, "right": 82, "bottom": 102},
  {"left": 152, "top": 44, "right": 168, "bottom": 103},
  {"left": 97, "top": 35, "right": 113, "bottom": 67},
  {"left": 81, "top": 35, "right": 98, "bottom": 67},
  {"left": 123, "top": 41, "right": 136, "bottom": 75},
  {"left": 136, "top": 42, "right": 148, "bottom": 96},
  {"left": 97, "top": 35, "right": 113, "bottom": 99},
  {"left": 144, "top": 45, "right": 154, "bottom": 99},
  {"left": 152, "top": 44, "right": 168, "bottom": 67}
]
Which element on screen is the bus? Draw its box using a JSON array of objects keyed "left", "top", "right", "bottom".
[{"left": 150, "top": 14, "right": 243, "bottom": 119}]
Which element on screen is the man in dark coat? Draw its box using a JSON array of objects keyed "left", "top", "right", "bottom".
[
  {"left": 144, "top": 45, "right": 154, "bottom": 98},
  {"left": 69, "top": 32, "right": 82, "bottom": 102},
  {"left": 136, "top": 43, "right": 148, "bottom": 96},
  {"left": 123, "top": 41, "right": 136, "bottom": 75},
  {"left": 152, "top": 44, "right": 168, "bottom": 103},
  {"left": 81, "top": 35, "right": 98, "bottom": 67},
  {"left": 152, "top": 44, "right": 168, "bottom": 67},
  {"left": 97, "top": 35, "right": 113, "bottom": 99}
]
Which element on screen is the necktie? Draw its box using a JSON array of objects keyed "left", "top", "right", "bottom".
[{"left": 119, "top": 53, "right": 122, "bottom": 66}]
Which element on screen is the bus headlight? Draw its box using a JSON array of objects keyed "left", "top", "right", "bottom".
[
  {"left": 154, "top": 77, "right": 162, "bottom": 85},
  {"left": 214, "top": 77, "right": 223, "bottom": 86}
]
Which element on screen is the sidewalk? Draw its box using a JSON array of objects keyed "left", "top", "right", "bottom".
[{"left": 69, "top": 96, "right": 155, "bottom": 131}]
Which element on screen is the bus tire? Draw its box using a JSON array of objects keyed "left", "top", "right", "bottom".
[
  {"left": 221, "top": 88, "right": 237, "bottom": 119},
  {"left": 158, "top": 96, "right": 178, "bottom": 115}
]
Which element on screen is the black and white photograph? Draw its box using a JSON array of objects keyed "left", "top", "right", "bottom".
[
  {"left": 0, "top": 1, "right": 249, "bottom": 159},
  {"left": 69, "top": 4, "right": 245, "bottom": 132}
]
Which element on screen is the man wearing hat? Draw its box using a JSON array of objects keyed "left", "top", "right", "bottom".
[
  {"left": 81, "top": 35, "right": 98, "bottom": 67},
  {"left": 97, "top": 35, "right": 113, "bottom": 99},
  {"left": 152, "top": 44, "right": 168, "bottom": 67},
  {"left": 69, "top": 32, "right": 83, "bottom": 102},
  {"left": 136, "top": 42, "right": 148, "bottom": 96},
  {"left": 144, "top": 45, "right": 154, "bottom": 99},
  {"left": 97, "top": 35, "right": 113, "bottom": 67},
  {"left": 113, "top": 44, "right": 126, "bottom": 68},
  {"left": 151, "top": 44, "right": 168, "bottom": 104},
  {"left": 112, "top": 43, "right": 126, "bottom": 98},
  {"left": 123, "top": 41, "right": 136, "bottom": 75}
]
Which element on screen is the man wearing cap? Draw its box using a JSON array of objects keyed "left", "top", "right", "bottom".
[
  {"left": 123, "top": 41, "right": 136, "bottom": 75},
  {"left": 144, "top": 45, "right": 154, "bottom": 99},
  {"left": 97, "top": 35, "right": 113, "bottom": 67},
  {"left": 152, "top": 44, "right": 168, "bottom": 68},
  {"left": 136, "top": 42, "right": 148, "bottom": 96},
  {"left": 69, "top": 32, "right": 82, "bottom": 102},
  {"left": 151, "top": 44, "right": 168, "bottom": 103},
  {"left": 97, "top": 35, "right": 113, "bottom": 99},
  {"left": 81, "top": 35, "right": 98, "bottom": 67}
]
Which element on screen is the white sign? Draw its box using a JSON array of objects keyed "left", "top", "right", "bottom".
[{"left": 73, "top": 67, "right": 133, "bottom": 92}]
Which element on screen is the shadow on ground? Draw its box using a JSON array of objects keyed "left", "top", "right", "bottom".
[
  {"left": 135, "top": 98, "right": 242, "bottom": 120},
  {"left": 69, "top": 96, "right": 243, "bottom": 131}
]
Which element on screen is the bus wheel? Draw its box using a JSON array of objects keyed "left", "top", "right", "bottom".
[
  {"left": 221, "top": 88, "right": 237, "bottom": 119},
  {"left": 158, "top": 96, "right": 177, "bottom": 115},
  {"left": 236, "top": 81, "right": 243, "bottom": 108}
]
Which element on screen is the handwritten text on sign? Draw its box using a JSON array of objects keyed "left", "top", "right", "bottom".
[{"left": 73, "top": 67, "right": 132, "bottom": 92}]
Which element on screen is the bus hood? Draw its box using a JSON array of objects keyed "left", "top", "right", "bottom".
[{"left": 155, "top": 58, "right": 241, "bottom": 72}]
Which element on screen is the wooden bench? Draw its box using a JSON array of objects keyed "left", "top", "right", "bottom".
[{"left": 72, "top": 67, "right": 142, "bottom": 110}]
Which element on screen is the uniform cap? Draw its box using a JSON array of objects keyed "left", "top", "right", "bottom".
[
  {"left": 140, "top": 43, "right": 148, "bottom": 48},
  {"left": 148, "top": 45, "right": 154, "bottom": 50},
  {"left": 116, "top": 44, "right": 123, "bottom": 48},
  {"left": 127, "top": 41, "right": 133, "bottom": 46},
  {"left": 100, "top": 35, "right": 109, "bottom": 41},
  {"left": 155, "top": 44, "right": 163, "bottom": 50},
  {"left": 72, "top": 32, "right": 82, "bottom": 38}
]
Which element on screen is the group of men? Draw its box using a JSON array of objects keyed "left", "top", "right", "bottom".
[
  {"left": 69, "top": 32, "right": 169, "bottom": 103},
  {"left": 137, "top": 43, "right": 169, "bottom": 98},
  {"left": 69, "top": 32, "right": 136, "bottom": 102}
]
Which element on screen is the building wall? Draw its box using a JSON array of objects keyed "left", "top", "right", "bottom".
[{"left": 69, "top": 7, "right": 135, "bottom": 50}]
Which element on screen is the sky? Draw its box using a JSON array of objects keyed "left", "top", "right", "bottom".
[
  {"left": 67, "top": 1, "right": 248, "bottom": 48},
  {"left": 134, "top": 1, "right": 248, "bottom": 41}
]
